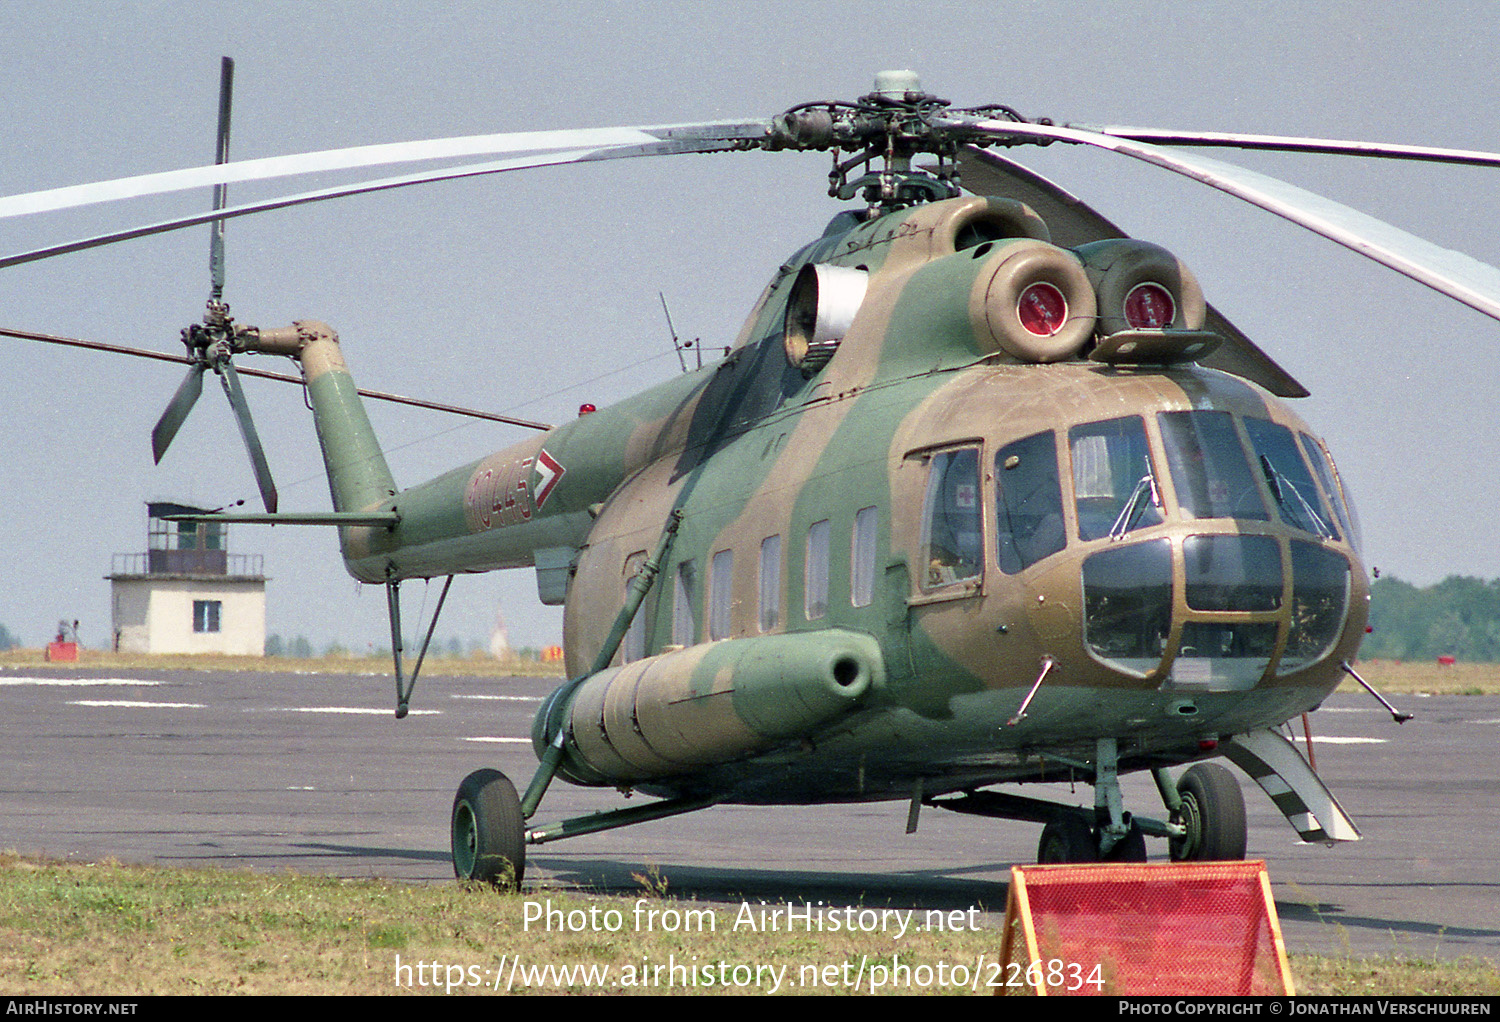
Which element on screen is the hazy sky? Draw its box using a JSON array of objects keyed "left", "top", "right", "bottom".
[{"left": 3, "top": 1, "right": 1500, "bottom": 650}]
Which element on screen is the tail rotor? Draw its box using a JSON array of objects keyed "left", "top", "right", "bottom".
[{"left": 149, "top": 56, "right": 279, "bottom": 513}]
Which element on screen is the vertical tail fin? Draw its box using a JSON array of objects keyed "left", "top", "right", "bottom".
[{"left": 246, "top": 321, "right": 396, "bottom": 513}]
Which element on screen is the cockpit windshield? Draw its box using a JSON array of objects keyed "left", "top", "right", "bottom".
[
  {"left": 1243, "top": 418, "right": 1341, "bottom": 540},
  {"left": 1157, "top": 410, "right": 1268, "bottom": 522},
  {"left": 1070, "top": 416, "right": 1162, "bottom": 541}
]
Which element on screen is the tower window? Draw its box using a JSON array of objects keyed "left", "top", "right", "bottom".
[{"left": 193, "top": 600, "right": 221, "bottom": 633}]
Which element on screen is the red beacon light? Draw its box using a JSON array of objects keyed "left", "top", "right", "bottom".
[
  {"left": 1016, "top": 282, "right": 1068, "bottom": 336},
  {"left": 578, "top": 403, "right": 596, "bottom": 416},
  {"left": 1123, "top": 282, "right": 1176, "bottom": 329}
]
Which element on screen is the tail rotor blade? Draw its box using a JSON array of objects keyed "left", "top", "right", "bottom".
[
  {"left": 215, "top": 359, "right": 278, "bottom": 513},
  {"left": 151, "top": 362, "right": 207, "bottom": 463}
]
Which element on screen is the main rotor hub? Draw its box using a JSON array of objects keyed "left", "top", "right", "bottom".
[{"left": 763, "top": 71, "right": 1042, "bottom": 213}]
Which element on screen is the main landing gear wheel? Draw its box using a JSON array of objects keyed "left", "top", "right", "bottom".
[
  {"left": 1037, "top": 813, "right": 1099, "bottom": 864},
  {"left": 1169, "top": 762, "right": 1248, "bottom": 862},
  {"left": 1102, "top": 821, "right": 1147, "bottom": 862},
  {"left": 452, "top": 768, "right": 526, "bottom": 889}
]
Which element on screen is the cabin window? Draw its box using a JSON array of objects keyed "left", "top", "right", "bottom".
[
  {"left": 673, "top": 559, "right": 698, "bottom": 646},
  {"left": 995, "top": 431, "right": 1066, "bottom": 573},
  {"left": 1243, "top": 418, "right": 1340, "bottom": 540},
  {"left": 1070, "top": 416, "right": 1163, "bottom": 541},
  {"left": 921, "top": 447, "right": 982, "bottom": 589},
  {"left": 1157, "top": 410, "right": 1267, "bottom": 522},
  {"left": 622, "top": 551, "right": 647, "bottom": 663},
  {"left": 758, "top": 535, "right": 781, "bottom": 632},
  {"left": 192, "top": 600, "right": 221, "bottom": 634},
  {"left": 709, "top": 548, "right": 734, "bottom": 640},
  {"left": 852, "top": 506, "right": 878, "bottom": 607},
  {"left": 804, "top": 520, "right": 830, "bottom": 620}
]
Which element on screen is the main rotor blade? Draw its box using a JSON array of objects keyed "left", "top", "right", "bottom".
[
  {"left": 1, "top": 137, "right": 751, "bottom": 270},
  {"left": 151, "top": 362, "right": 207, "bottom": 463},
  {"left": 0, "top": 120, "right": 767, "bottom": 221},
  {"left": 210, "top": 56, "right": 234, "bottom": 301},
  {"left": 215, "top": 359, "right": 278, "bottom": 513},
  {"left": 955, "top": 146, "right": 1310, "bottom": 398},
  {"left": 1076, "top": 126, "right": 1500, "bottom": 169},
  {"left": 938, "top": 116, "right": 1500, "bottom": 325},
  {"left": 0, "top": 325, "right": 552, "bottom": 430}
]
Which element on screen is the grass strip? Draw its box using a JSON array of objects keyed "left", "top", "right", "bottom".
[{"left": 2, "top": 855, "right": 1496, "bottom": 996}]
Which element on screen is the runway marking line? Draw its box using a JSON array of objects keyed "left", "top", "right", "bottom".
[
  {"left": 1, "top": 677, "right": 165, "bottom": 686},
  {"left": 271, "top": 706, "right": 441, "bottom": 716},
  {"left": 449, "top": 694, "right": 543, "bottom": 702},
  {"left": 69, "top": 699, "right": 206, "bottom": 709}
]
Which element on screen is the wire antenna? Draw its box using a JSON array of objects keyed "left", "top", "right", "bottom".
[{"left": 658, "top": 292, "right": 689, "bottom": 373}]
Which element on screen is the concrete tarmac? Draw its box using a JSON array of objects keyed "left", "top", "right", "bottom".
[{"left": 2, "top": 665, "right": 1496, "bottom": 962}]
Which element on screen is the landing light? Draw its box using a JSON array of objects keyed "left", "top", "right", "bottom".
[
  {"left": 1124, "top": 282, "right": 1175, "bottom": 329},
  {"left": 1017, "top": 282, "right": 1068, "bottom": 336}
]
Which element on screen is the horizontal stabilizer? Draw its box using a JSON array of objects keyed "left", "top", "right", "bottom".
[{"left": 164, "top": 511, "right": 400, "bottom": 527}]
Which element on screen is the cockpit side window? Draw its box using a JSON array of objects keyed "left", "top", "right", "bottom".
[
  {"left": 1157, "top": 410, "right": 1268, "bottom": 522},
  {"left": 921, "top": 448, "right": 982, "bottom": 589},
  {"left": 995, "top": 431, "right": 1065, "bottom": 573},
  {"left": 1070, "top": 416, "right": 1163, "bottom": 541},
  {"left": 1298, "top": 432, "right": 1359, "bottom": 550},
  {"left": 1243, "top": 418, "right": 1341, "bottom": 541}
]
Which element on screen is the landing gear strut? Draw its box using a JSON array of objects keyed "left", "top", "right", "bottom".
[{"left": 451, "top": 768, "right": 526, "bottom": 889}]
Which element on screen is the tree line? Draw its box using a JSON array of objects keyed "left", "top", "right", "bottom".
[
  {"left": 3, "top": 574, "right": 1495, "bottom": 661},
  {"left": 1362, "top": 575, "right": 1500, "bottom": 662}
]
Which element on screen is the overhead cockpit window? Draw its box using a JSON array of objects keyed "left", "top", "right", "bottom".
[
  {"left": 921, "top": 448, "right": 982, "bottom": 589},
  {"left": 1243, "top": 418, "right": 1341, "bottom": 541},
  {"left": 995, "top": 431, "right": 1065, "bottom": 573},
  {"left": 1158, "top": 411, "right": 1268, "bottom": 522},
  {"left": 1070, "top": 416, "right": 1163, "bottom": 541}
]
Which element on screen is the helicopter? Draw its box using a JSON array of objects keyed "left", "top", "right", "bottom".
[{"left": 9, "top": 67, "right": 1498, "bottom": 890}]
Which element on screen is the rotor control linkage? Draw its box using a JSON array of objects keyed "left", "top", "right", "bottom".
[{"left": 1340, "top": 661, "right": 1414, "bottom": 723}]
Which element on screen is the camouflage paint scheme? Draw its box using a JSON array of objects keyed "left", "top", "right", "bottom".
[{"left": 268, "top": 194, "right": 1368, "bottom": 809}]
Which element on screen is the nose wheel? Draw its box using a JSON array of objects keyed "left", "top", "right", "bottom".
[
  {"left": 451, "top": 768, "right": 526, "bottom": 889},
  {"left": 1168, "top": 762, "right": 1248, "bottom": 861}
]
